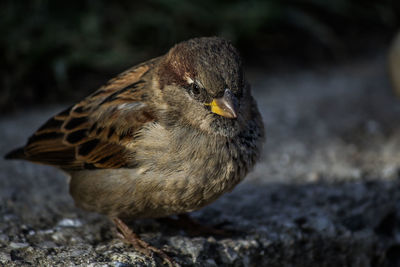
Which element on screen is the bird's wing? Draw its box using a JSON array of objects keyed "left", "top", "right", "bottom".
[{"left": 6, "top": 59, "right": 159, "bottom": 170}]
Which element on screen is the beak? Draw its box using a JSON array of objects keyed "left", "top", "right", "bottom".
[{"left": 206, "top": 89, "right": 238, "bottom": 119}]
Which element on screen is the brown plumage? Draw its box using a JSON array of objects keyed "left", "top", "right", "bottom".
[
  {"left": 5, "top": 37, "right": 264, "bottom": 262},
  {"left": 6, "top": 60, "right": 156, "bottom": 170}
]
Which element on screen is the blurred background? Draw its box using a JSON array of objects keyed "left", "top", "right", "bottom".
[{"left": 1, "top": 0, "right": 399, "bottom": 113}]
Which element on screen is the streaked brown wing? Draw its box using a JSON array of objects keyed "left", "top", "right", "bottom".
[{"left": 6, "top": 59, "right": 158, "bottom": 170}]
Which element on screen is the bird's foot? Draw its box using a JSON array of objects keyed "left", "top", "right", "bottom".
[{"left": 113, "top": 218, "right": 178, "bottom": 267}]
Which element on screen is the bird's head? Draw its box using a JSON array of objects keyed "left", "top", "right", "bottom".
[{"left": 156, "top": 37, "right": 250, "bottom": 137}]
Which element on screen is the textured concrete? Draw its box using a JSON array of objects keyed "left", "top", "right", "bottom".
[{"left": 1, "top": 54, "right": 400, "bottom": 266}]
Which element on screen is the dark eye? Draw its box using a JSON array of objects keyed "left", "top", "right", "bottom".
[{"left": 191, "top": 83, "right": 201, "bottom": 95}]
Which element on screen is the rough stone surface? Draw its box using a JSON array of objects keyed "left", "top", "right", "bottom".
[{"left": 2, "top": 54, "right": 400, "bottom": 266}]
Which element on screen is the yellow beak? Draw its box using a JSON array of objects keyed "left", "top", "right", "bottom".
[{"left": 206, "top": 89, "right": 238, "bottom": 119}]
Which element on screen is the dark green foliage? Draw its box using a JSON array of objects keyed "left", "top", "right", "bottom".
[{"left": 0, "top": 0, "right": 399, "bottom": 112}]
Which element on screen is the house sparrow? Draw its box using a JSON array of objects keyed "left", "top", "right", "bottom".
[{"left": 5, "top": 37, "right": 264, "bottom": 263}]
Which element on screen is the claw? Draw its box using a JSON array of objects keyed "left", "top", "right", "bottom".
[{"left": 113, "top": 217, "right": 178, "bottom": 267}]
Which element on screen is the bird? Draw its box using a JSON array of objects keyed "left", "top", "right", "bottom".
[{"left": 5, "top": 37, "right": 264, "bottom": 265}]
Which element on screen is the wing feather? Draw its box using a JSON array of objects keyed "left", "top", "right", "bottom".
[{"left": 9, "top": 59, "right": 158, "bottom": 170}]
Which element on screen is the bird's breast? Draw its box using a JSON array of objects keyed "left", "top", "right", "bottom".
[
  {"left": 69, "top": 122, "right": 261, "bottom": 219},
  {"left": 132, "top": 123, "right": 258, "bottom": 208}
]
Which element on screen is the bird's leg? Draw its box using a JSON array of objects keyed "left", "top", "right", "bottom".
[
  {"left": 113, "top": 218, "right": 177, "bottom": 267},
  {"left": 161, "top": 214, "right": 234, "bottom": 237}
]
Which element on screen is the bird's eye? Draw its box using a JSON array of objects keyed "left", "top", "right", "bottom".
[{"left": 191, "top": 83, "right": 201, "bottom": 95}]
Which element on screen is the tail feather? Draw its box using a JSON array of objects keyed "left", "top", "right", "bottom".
[{"left": 4, "top": 147, "right": 26, "bottom": 160}]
